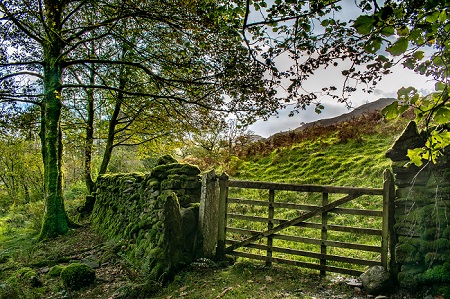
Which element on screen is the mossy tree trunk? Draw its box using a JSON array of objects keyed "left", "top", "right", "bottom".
[{"left": 38, "top": 1, "right": 72, "bottom": 240}]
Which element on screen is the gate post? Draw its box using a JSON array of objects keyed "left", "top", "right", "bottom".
[
  {"left": 216, "top": 173, "right": 229, "bottom": 259},
  {"left": 381, "top": 169, "right": 395, "bottom": 270},
  {"left": 320, "top": 192, "right": 329, "bottom": 276},
  {"left": 266, "top": 189, "right": 275, "bottom": 267},
  {"left": 198, "top": 170, "right": 219, "bottom": 258}
]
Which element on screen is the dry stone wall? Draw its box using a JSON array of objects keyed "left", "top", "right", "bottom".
[
  {"left": 90, "top": 157, "right": 201, "bottom": 282},
  {"left": 386, "top": 122, "right": 450, "bottom": 296}
]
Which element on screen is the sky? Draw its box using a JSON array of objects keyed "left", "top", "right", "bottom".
[
  {"left": 246, "top": 1, "right": 437, "bottom": 137},
  {"left": 248, "top": 65, "right": 435, "bottom": 138}
]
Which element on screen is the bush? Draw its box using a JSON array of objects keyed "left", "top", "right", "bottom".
[{"left": 60, "top": 263, "right": 95, "bottom": 290}]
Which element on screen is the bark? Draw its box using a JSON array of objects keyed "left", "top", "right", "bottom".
[
  {"left": 98, "top": 74, "right": 126, "bottom": 175},
  {"left": 84, "top": 67, "right": 95, "bottom": 194},
  {"left": 38, "top": 0, "right": 74, "bottom": 240},
  {"left": 98, "top": 96, "right": 121, "bottom": 175}
]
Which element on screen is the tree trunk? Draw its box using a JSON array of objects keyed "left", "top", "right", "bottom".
[
  {"left": 38, "top": 2, "right": 73, "bottom": 239},
  {"left": 98, "top": 97, "right": 121, "bottom": 175},
  {"left": 98, "top": 74, "right": 126, "bottom": 175},
  {"left": 84, "top": 68, "right": 95, "bottom": 194},
  {"left": 39, "top": 69, "right": 70, "bottom": 239}
]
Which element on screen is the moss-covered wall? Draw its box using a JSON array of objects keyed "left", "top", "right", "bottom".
[
  {"left": 90, "top": 158, "right": 201, "bottom": 282},
  {"left": 386, "top": 122, "right": 450, "bottom": 296}
]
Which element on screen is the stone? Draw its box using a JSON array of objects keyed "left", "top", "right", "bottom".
[
  {"left": 157, "top": 154, "right": 178, "bottom": 165},
  {"left": 386, "top": 121, "right": 425, "bottom": 161},
  {"left": 60, "top": 263, "right": 95, "bottom": 290},
  {"left": 360, "top": 266, "right": 392, "bottom": 295},
  {"left": 81, "top": 254, "right": 100, "bottom": 269},
  {"left": 374, "top": 296, "right": 388, "bottom": 299}
]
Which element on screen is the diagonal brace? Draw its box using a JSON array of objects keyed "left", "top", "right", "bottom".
[{"left": 224, "top": 193, "right": 361, "bottom": 254}]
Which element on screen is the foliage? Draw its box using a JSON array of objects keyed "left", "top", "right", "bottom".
[
  {"left": 181, "top": 118, "right": 255, "bottom": 171},
  {"left": 350, "top": 0, "right": 450, "bottom": 165},
  {"left": 0, "top": 137, "right": 43, "bottom": 206}
]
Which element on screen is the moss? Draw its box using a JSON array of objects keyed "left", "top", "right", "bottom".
[
  {"left": 91, "top": 161, "right": 202, "bottom": 283},
  {"left": 420, "top": 262, "right": 450, "bottom": 283},
  {"left": 398, "top": 271, "right": 419, "bottom": 291},
  {"left": 60, "top": 263, "right": 95, "bottom": 290},
  {"left": 396, "top": 239, "right": 421, "bottom": 263},
  {"left": 47, "top": 265, "right": 65, "bottom": 277},
  {"left": 157, "top": 155, "right": 178, "bottom": 165}
]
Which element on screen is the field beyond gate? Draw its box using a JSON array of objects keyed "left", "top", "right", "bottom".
[{"left": 216, "top": 170, "right": 395, "bottom": 276}]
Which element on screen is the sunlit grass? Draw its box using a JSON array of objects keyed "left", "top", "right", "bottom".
[{"left": 224, "top": 124, "right": 400, "bottom": 273}]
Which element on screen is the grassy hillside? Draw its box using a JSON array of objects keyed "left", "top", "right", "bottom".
[
  {"left": 230, "top": 114, "right": 408, "bottom": 188},
  {"left": 220, "top": 114, "right": 410, "bottom": 275}
]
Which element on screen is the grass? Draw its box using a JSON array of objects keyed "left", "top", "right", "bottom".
[{"left": 222, "top": 118, "right": 407, "bottom": 274}]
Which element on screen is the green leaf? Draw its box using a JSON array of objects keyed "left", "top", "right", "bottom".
[
  {"left": 435, "top": 81, "right": 446, "bottom": 91},
  {"left": 413, "top": 51, "right": 424, "bottom": 60},
  {"left": 364, "top": 37, "right": 382, "bottom": 53},
  {"left": 321, "top": 19, "right": 330, "bottom": 27},
  {"left": 353, "top": 15, "right": 375, "bottom": 35},
  {"left": 380, "top": 26, "right": 394, "bottom": 37},
  {"left": 396, "top": 27, "right": 410, "bottom": 36},
  {"left": 426, "top": 10, "right": 440, "bottom": 23},
  {"left": 434, "top": 107, "right": 450, "bottom": 124},
  {"left": 407, "top": 148, "right": 425, "bottom": 166},
  {"left": 386, "top": 37, "right": 408, "bottom": 56},
  {"left": 439, "top": 10, "right": 447, "bottom": 22},
  {"left": 381, "top": 101, "right": 399, "bottom": 119}
]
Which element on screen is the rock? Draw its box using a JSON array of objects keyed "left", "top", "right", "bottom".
[
  {"left": 353, "top": 286, "right": 363, "bottom": 295},
  {"left": 60, "top": 263, "right": 96, "bottom": 290},
  {"left": 375, "top": 296, "right": 388, "bottom": 299},
  {"left": 346, "top": 278, "right": 363, "bottom": 287},
  {"left": 47, "top": 265, "right": 65, "bottom": 277},
  {"left": 360, "top": 266, "right": 392, "bottom": 295},
  {"left": 81, "top": 254, "right": 100, "bottom": 269}
]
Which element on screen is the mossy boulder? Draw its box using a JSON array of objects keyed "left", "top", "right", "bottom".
[
  {"left": 60, "top": 263, "right": 95, "bottom": 290},
  {"left": 47, "top": 265, "right": 65, "bottom": 277},
  {"left": 157, "top": 155, "right": 178, "bottom": 165}
]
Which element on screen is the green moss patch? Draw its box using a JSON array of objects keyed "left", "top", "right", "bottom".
[{"left": 60, "top": 263, "right": 95, "bottom": 290}]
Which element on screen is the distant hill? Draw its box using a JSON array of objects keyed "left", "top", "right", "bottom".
[{"left": 261, "top": 98, "right": 396, "bottom": 142}]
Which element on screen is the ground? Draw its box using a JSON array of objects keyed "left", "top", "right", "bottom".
[{"left": 0, "top": 225, "right": 426, "bottom": 299}]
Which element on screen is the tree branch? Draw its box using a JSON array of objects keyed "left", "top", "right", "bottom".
[
  {"left": 0, "top": 2, "right": 44, "bottom": 44},
  {"left": 0, "top": 71, "right": 44, "bottom": 81},
  {"left": 63, "top": 59, "right": 215, "bottom": 85}
]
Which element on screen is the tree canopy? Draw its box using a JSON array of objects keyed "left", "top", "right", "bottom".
[{"left": 1, "top": 0, "right": 448, "bottom": 238}]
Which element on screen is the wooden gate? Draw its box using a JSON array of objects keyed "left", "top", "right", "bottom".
[{"left": 216, "top": 169, "right": 395, "bottom": 276}]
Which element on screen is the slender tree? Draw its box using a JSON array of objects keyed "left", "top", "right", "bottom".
[{"left": 0, "top": 0, "right": 277, "bottom": 239}]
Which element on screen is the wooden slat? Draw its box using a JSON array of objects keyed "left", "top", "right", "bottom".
[
  {"left": 226, "top": 227, "right": 382, "bottom": 253},
  {"left": 228, "top": 198, "right": 383, "bottom": 217},
  {"left": 227, "top": 180, "right": 384, "bottom": 195},
  {"left": 272, "top": 234, "right": 382, "bottom": 253},
  {"left": 227, "top": 215, "right": 382, "bottom": 236},
  {"left": 227, "top": 227, "right": 382, "bottom": 253},
  {"left": 216, "top": 173, "right": 229, "bottom": 259},
  {"left": 229, "top": 251, "right": 364, "bottom": 276},
  {"left": 228, "top": 198, "right": 269, "bottom": 207},
  {"left": 226, "top": 240, "right": 380, "bottom": 267}
]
